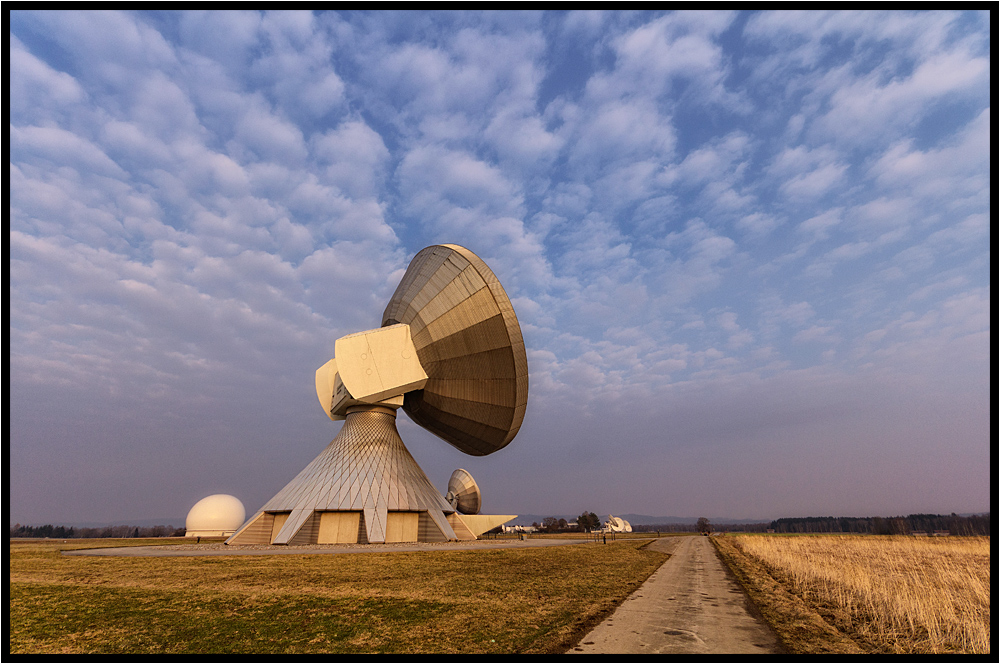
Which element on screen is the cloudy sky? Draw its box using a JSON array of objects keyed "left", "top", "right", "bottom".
[{"left": 9, "top": 10, "right": 991, "bottom": 526}]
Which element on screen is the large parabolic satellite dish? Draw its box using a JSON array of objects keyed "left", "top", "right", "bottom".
[{"left": 227, "top": 245, "right": 526, "bottom": 545}]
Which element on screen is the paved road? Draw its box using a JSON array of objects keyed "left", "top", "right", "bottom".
[{"left": 569, "top": 535, "right": 782, "bottom": 655}]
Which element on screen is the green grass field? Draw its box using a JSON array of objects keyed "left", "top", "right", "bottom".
[{"left": 9, "top": 538, "right": 667, "bottom": 654}]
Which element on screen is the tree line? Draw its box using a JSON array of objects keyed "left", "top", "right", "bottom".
[
  {"left": 508, "top": 511, "right": 991, "bottom": 536},
  {"left": 9, "top": 523, "right": 185, "bottom": 539},
  {"left": 532, "top": 514, "right": 772, "bottom": 534},
  {"left": 528, "top": 512, "right": 603, "bottom": 533},
  {"left": 526, "top": 514, "right": 775, "bottom": 534},
  {"left": 767, "top": 513, "right": 990, "bottom": 535},
  {"left": 632, "top": 521, "right": 772, "bottom": 533}
]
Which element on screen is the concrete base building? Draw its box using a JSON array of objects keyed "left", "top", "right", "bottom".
[{"left": 228, "top": 406, "right": 513, "bottom": 545}]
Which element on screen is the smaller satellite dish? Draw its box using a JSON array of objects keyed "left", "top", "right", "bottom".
[{"left": 445, "top": 468, "right": 481, "bottom": 515}]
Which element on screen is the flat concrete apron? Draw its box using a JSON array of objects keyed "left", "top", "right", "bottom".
[
  {"left": 569, "top": 535, "right": 781, "bottom": 654},
  {"left": 61, "top": 538, "right": 587, "bottom": 557}
]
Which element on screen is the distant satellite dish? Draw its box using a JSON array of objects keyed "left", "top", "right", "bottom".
[
  {"left": 445, "top": 468, "right": 482, "bottom": 515},
  {"left": 605, "top": 515, "right": 631, "bottom": 533},
  {"left": 228, "top": 245, "right": 526, "bottom": 546}
]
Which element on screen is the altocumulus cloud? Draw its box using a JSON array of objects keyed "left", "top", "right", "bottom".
[{"left": 8, "top": 10, "right": 990, "bottom": 525}]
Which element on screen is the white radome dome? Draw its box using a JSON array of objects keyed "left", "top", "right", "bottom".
[{"left": 185, "top": 494, "right": 246, "bottom": 536}]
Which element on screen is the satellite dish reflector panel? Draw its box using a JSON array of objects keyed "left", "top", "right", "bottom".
[
  {"left": 382, "top": 244, "right": 528, "bottom": 456},
  {"left": 446, "top": 468, "right": 482, "bottom": 515}
]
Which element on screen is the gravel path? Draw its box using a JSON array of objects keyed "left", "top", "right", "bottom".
[{"left": 568, "top": 535, "right": 783, "bottom": 655}]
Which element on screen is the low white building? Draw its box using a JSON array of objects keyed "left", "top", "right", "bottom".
[{"left": 502, "top": 524, "right": 538, "bottom": 533}]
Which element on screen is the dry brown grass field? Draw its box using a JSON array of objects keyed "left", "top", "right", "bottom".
[
  {"left": 9, "top": 537, "right": 666, "bottom": 655},
  {"left": 714, "top": 534, "right": 990, "bottom": 655}
]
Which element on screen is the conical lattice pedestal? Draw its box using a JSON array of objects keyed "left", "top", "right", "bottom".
[{"left": 227, "top": 406, "right": 474, "bottom": 545}]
